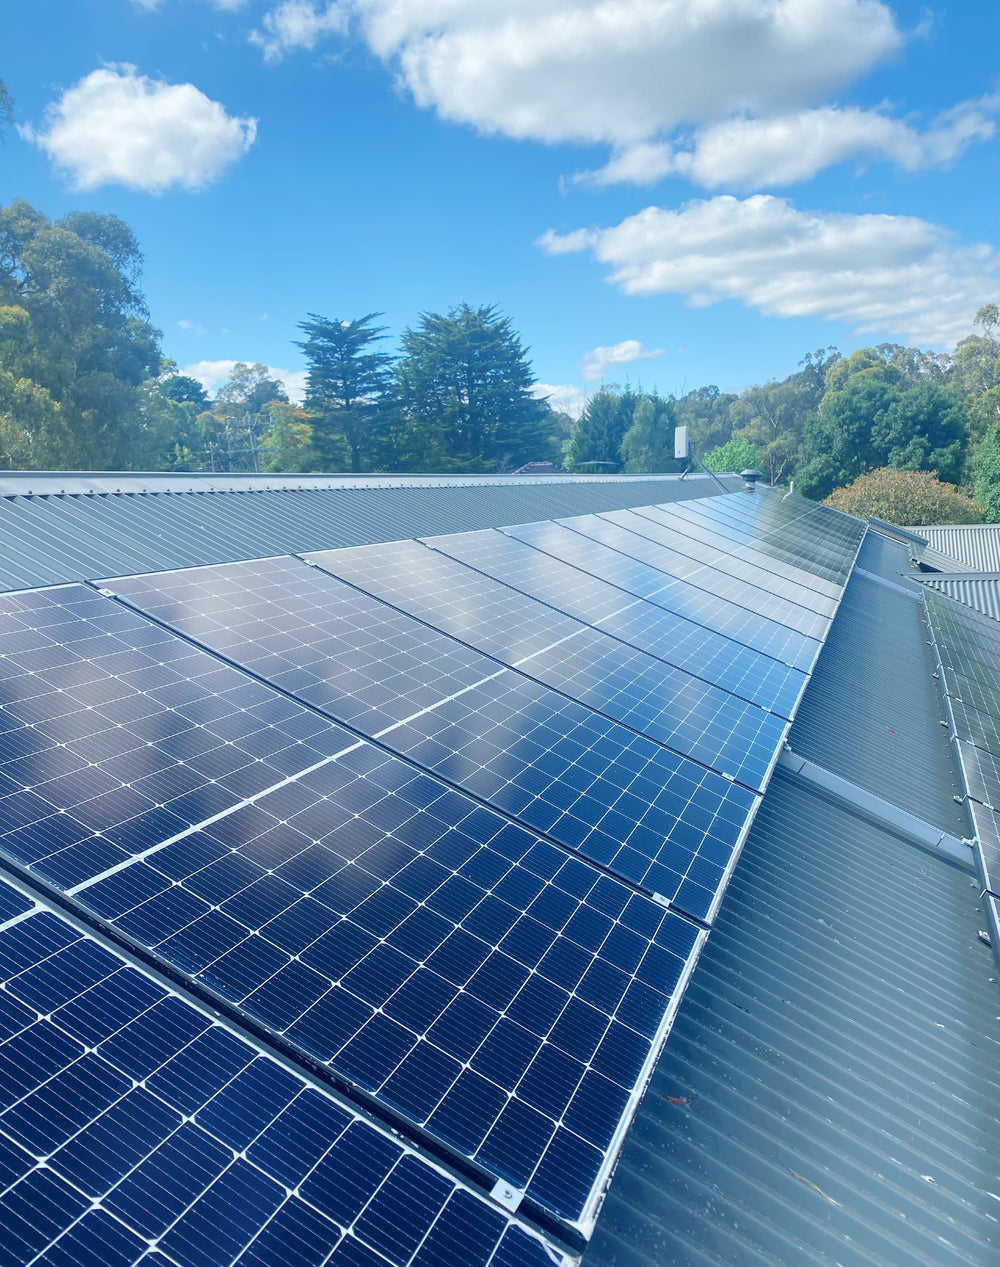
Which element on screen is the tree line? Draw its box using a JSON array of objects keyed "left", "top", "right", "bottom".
[{"left": 1, "top": 196, "right": 999, "bottom": 522}]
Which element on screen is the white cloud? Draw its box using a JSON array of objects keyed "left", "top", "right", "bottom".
[
  {"left": 579, "top": 97, "right": 1000, "bottom": 189},
  {"left": 178, "top": 320, "right": 207, "bottom": 335},
  {"left": 539, "top": 194, "right": 999, "bottom": 347},
  {"left": 183, "top": 360, "right": 308, "bottom": 404},
  {"left": 533, "top": 383, "right": 587, "bottom": 419},
  {"left": 580, "top": 340, "right": 665, "bottom": 382},
  {"left": 348, "top": 0, "right": 900, "bottom": 145},
  {"left": 250, "top": 1, "right": 349, "bottom": 62},
  {"left": 22, "top": 65, "right": 257, "bottom": 193}
]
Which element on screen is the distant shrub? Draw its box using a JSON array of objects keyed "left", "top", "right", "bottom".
[
  {"left": 702, "top": 435, "right": 761, "bottom": 473},
  {"left": 824, "top": 467, "right": 984, "bottom": 525}
]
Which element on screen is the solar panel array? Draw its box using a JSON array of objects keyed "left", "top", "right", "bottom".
[
  {"left": 924, "top": 589, "right": 1000, "bottom": 900},
  {"left": 0, "top": 489, "right": 865, "bottom": 1265},
  {"left": 0, "top": 878, "right": 559, "bottom": 1267}
]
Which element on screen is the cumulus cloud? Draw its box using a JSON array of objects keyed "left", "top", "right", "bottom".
[
  {"left": 346, "top": 0, "right": 900, "bottom": 145},
  {"left": 183, "top": 360, "right": 308, "bottom": 404},
  {"left": 580, "top": 340, "right": 664, "bottom": 382},
  {"left": 533, "top": 383, "right": 587, "bottom": 419},
  {"left": 22, "top": 66, "right": 257, "bottom": 193},
  {"left": 579, "top": 97, "right": 1000, "bottom": 189},
  {"left": 250, "top": 1, "right": 349, "bottom": 61},
  {"left": 539, "top": 195, "right": 999, "bottom": 347}
]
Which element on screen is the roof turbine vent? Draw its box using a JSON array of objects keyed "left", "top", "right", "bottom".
[{"left": 741, "top": 468, "right": 763, "bottom": 492}]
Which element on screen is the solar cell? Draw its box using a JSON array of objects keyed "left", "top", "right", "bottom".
[
  {"left": 0, "top": 878, "right": 564, "bottom": 1267},
  {"left": 502, "top": 520, "right": 816, "bottom": 670},
  {"left": 297, "top": 542, "right": 786, "bottom": 790},
  {"left": 424, "top": 529, "right": 806, "bottom": 719},
  {"left": 629, "top": 504, "right": 842, "bottom": 604},
  {"left": 597, "top": 511, "right": 831, "bottom": 638},
  {"left": 103, "top": 558, "right": 760, "bottom": 913}
]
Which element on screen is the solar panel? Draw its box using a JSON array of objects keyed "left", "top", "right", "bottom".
[
  {"left": 658, "top": 494, "right": 863, "bottom": 586},
  {"left": 596, "top": 511, "right": 832, "bottom": 638},
  {"left": 554, "top": 515, "right": 826, "bottom": 657},
  {"left": 423, "top": 529, "right": 807, "bottom": 720},
  {"left": 0, "top": 877, "right": 562, "bottom": 1267},
  {"left": 295, "top": 542, "right": 786, "bottom": 791},
  {"left": 0, "top": 585, "right": 358, "bottom": 891},
  {"left": 102, "top": 558, "right": 760, "bottom": 915},
  {"left": 630, "top": 503, "right": 843, "bottom": 603},
  {"left": 502, "top": 520, "right": 817, "bottom": 670},
  {"left": 957, "top": 739, "right": 1000, "bottom": 812},
  {"left": 969, "top": 801, "right": 1000, "bottom": 898},
  {"left": 0, "top": 594, "right": 707, "bottom": 1236}
]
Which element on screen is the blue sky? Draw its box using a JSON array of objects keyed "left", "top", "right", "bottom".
[{"left": 3, "top": 1, "right": 999, "bottom": 416}]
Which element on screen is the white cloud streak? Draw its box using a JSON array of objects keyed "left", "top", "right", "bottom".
[
  {"left": 249, "top": 1, "right": 349, "bottom": 62},
  {"left": 183, "top": 360, "right": 308, "bottom": 404},
  {"left": 578, "top": 97, "right": 1000, "bottom": 189},
  {"left": 539, "top": 195, "right": 999, "bottom": 347},
  {"left": 22, "top": 66, "right": 257, "bottom": 193},
  {"left": 580, "top": 340, "right": 665, "bottom": 382},
  {"left": 347, "top": 0, "right": 901, "bottom": 144}
]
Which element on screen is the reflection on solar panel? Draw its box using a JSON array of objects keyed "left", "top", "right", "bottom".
[
  {"left": 0, "top": 585, "right": 706, "bottom": 1239},
  {"left": 550, "top": 515, "right": 825, "bottom": 665},
  {"left": 424, "top": 528, "right": 806, "bottom": 720},
  {"left": 103, "top": 558, "right": 759, "bottom": 917},
  {"left": 0, "top": 878, "right": 561, "bottom": 1267},
  {"left": 596, "top": 510, "right": 831, "bottom": 638},
  {"left": 627, "top": 504, "right": 841, "bottom": 607},
  {"left": 298, "top": 542, "right": 786, "bottom": 790},
  {"left": 653, "top": 494, "right": 860, "bottom": 588},
  {"left": 0, "top": 585, "right": 356, "bottom": 891},
  {"left": 503, "top": 520, "right": 815, "bottom": 669}
]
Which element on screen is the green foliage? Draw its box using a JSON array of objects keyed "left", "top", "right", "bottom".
[
  {"left": 825, "top": 468, "right": 983, "bottom": 525},
  {"left": 0, "top": 198, "right": 161, "bottom": 469},
  {"left": 564, "top": 387, "right": 638, "bottom": 472},
  {"left": 394, "top": 303, "right": 553, "bottom": 472},
  {"left": 296, "top": 312, "right": 394, "bottom": 472},
  {"left": 673, "top": 385, "right": 737, "bottom": 453},
  {"left": 620, "top": 394, "right": 677, "bottom": 472},
  {"left": 262, "top": 402, "right": 325, "bottom": 473},
  {"left": 972, "top": 421, "right": 1000, "bottom": 523},
  {"left": 703, "top": 435, "right": 762, "bottom": 473}
]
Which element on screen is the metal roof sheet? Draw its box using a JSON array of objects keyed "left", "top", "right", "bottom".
[
  {"left": 0, "top": 473, "right": 740, "bottom": 593},
  {"left": 585, "top": 769, "right": 1000, "bottom": 1267},
  {"left": 786, "top": 535, "right": 968, "bottom": 837},
  {"left": 913, "top": 525, "right": 1000, "bottom": 573}
]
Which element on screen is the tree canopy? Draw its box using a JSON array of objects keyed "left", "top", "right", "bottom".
[{"left": 824, "top": 468, "right": 983, "bottom": 525}]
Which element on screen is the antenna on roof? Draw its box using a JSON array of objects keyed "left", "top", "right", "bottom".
[{"left": 674, "top": 424, "right": 730, "bottom": 494}]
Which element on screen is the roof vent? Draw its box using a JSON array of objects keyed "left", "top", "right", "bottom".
[{"left": 741, "top": 468, "right": 762, "bottom": 491}]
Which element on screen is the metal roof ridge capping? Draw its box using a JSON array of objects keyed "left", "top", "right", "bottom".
[{"left": 0, "top": 484, "right": 867, "bottom": 1263}]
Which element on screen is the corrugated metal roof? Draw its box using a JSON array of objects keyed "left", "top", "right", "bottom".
[
  {"left": 786, "top": 537, "right": 968, "bottom": 837},
  {"left": 914, "top": 525, "right": 1000, "bottom": 573},
  {"left": 0, "top": 473, "right": 740, "bottom": 592},
  {"left": 585, "top": 769, "right": 1000, "bottom": 1267},
  {"left": 915, "top": 574, "right": 1000, "bottom": 622}
]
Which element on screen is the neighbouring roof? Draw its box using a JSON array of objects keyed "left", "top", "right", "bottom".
[
  {"left": 0, "top": 471, "right": 739, "bottom": 592},
  {"left": 913, "top": 524, "right": 1000, "bottom": 573}
]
